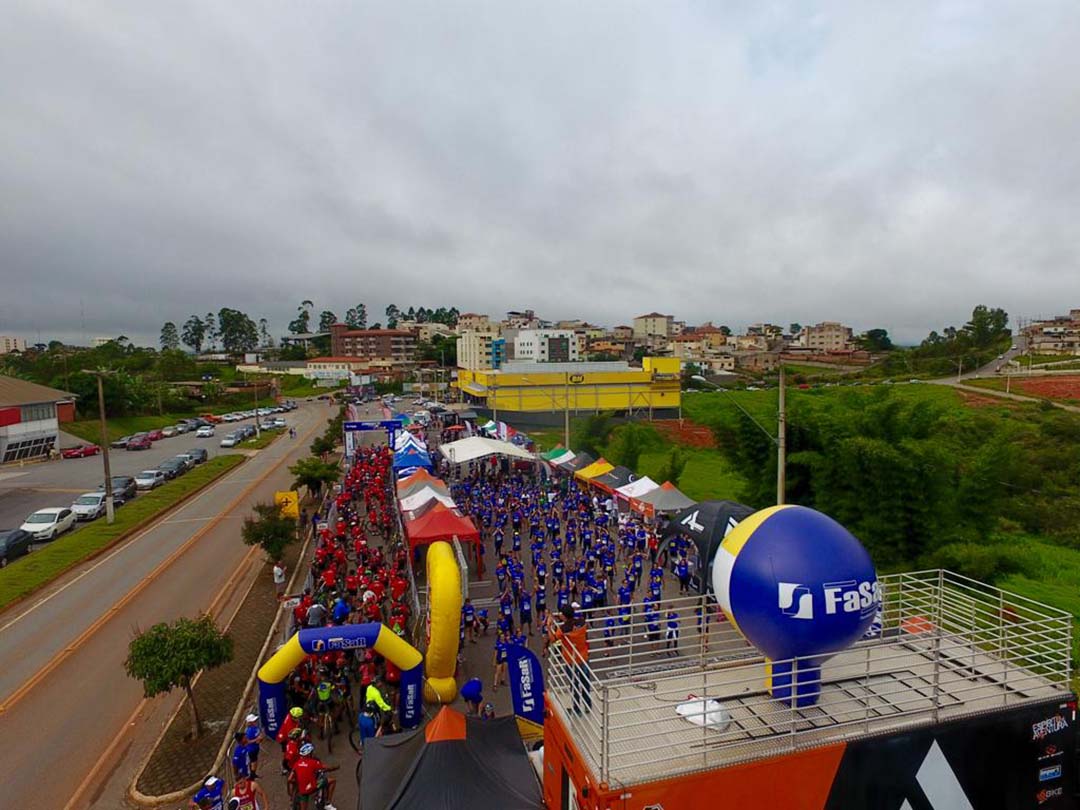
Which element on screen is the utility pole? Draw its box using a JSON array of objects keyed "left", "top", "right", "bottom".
[
  {"left": 564, "top": 371, "right": 570, "bottom": 449},
  {"left": 253, "top": 375, "right": 261, "bottom": 437},
  {"left": 776, "top": 365, "right": 786, "bottom": 505},
  {"left": 94, "top": 373, "right": 115, "bottom": 524}
]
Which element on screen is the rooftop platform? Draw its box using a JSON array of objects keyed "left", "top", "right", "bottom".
[{"left": 546, "top": 570, "right": 1072, "bottom": 789}]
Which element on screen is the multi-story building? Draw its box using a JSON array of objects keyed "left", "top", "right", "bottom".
[
  {"left": 513, "top": 330, "right": 580, "bottom": 363},
  {"left": 415, "top": 323, "right": 454, "bottom": 343},
  {"left": 1024, "top": 310, "right": 1080, "bottom": 355},
  {"left": 612, "top": 325, "right": 634, "bottom": 340},
  {"left": 503, "top": 310, "right": 541, "bottom": 331},
  {"left": 0, "top": 336, "right": 27, "bottom": 355},
  {"left": 0, "top": 375, "right": 76, "bottom": 463},
  {"left": 797, "top": 322, "right": 854, "bottom": 352},
  {"left": 689, "top": 323, "right": 729, "bottom": 349},
  {"left": 457, "top": 313, "right": 497, "bottom": 333},
  {"left": 329, "top": 323, "right": 417, "bottom": 362},
  {"left": 456, "top": 331, "right": 506, "bottom": 371},
  {"left": 633, "top": 312, "right": 674, "bottom": 340}
]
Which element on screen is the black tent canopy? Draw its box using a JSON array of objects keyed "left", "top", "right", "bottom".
[
  {"left": 359, "top": 708, "right": 543, "bottom": 810},
  {"left": 661, "top": 499, "right": 756, "bottom": 593},
  {"left": 592, "top": 465, "right": 636, "bottom": 490}
]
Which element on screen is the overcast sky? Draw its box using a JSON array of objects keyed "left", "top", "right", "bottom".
[{"left": 2, "top": 1, "right": 1078, "bottom": 347}]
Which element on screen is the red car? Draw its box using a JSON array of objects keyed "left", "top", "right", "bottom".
[
  {"left": 126, "top": 435, "right": 152, "bottom": 451},
  {"left": 61, "top": 444, "right": 101, "bottom": 459},
  {"left": 147, "top": 429, "right": 165, "bottom": 441}
]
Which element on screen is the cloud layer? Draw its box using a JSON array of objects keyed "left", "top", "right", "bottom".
[{"left": 2, "top": 1, "right": 1078, "bottom": 345}]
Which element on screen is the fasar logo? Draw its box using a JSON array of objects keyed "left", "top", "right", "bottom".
[
  {"left": 778, "top": 583, "right": 814, "bottom": 619},
  {"left": 777, "top": 580, "right": 879, "bottom": 621}
]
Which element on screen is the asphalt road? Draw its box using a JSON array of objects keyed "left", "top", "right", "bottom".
[
  {"left": 0, "top": 398, "right": 337, "bottom": 810},
  {"left": 0, "top": 411, "right": 291, "bottom": 535}
]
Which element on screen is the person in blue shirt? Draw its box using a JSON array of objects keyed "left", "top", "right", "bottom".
[
  {"left": 581, "top": 586, "right": 595, "bottom": 611},
  {"left": 512, "top": 531, "right": 522, "bottom": 552},
  {"left": 492, "top": 630, "right": 509, "bottom": 691},
  {"left": 665, "top": 610, "right": 680, "bottom": 656},
  {"left": 331, "top": 594, "right": 350, "bottom": 624},
  {"left": 603, "top": 614, "right": 616, "bottom": 647},
  {"left": 645, "top": 601, "right": 661, "bottom": 645},
  {"left": 243, "top": 713, "right": 263, "bottom": 779},
  {"left": 190, "top": 776, "right": 225, "bottom": 810},
  {"left": 557, "top": 585, "right": 569, "bottom": 611},
  {"left": 553, "top": 559, "right": 564, "bottom": 584},
  {"left": 493, "top": 528, "right": 504, "bottom": 557},
  {"left": 230, "top": 730, "right": 250, "bottom": 781},
  {"left": 676, "top": 554, "right": 691, "bottom": 594},
  {"left": 536, "top": 561, "right": 547, "bottom": 588},
  {"left": 463, "top": 598, "right": 477, "bottom": 643},
  {"left": 460, "top": 676, "right": 483, "bottom": 715},
  {"left": 519, "top": 586, "right": 533, "bottom": 634}
]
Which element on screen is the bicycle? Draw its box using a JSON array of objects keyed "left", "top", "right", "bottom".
[{"left": 315, "top": 701, "right": 335, "bottom": 753}]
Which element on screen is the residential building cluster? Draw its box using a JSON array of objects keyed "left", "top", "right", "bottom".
[{"left": 1022, "top": 309, "right": 1080, "bottom": 355}]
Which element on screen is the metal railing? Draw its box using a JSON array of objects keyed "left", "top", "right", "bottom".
[{"left": 546, "top": 570, "right": 1072, "bottom": 789}]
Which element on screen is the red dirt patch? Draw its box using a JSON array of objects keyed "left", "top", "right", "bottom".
[
  {"left": 649, "top": 419, "right": 717, "bottom": 448},
  {"left": 958, "top": 390, "right": 1020, "bottom": 409},
  {"left": 1011, "top": 375, "right": 1080, "bottom": 403}
]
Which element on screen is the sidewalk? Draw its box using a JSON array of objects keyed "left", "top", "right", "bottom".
[{"left": 133, "top": 523, "right": 309, "bottom": 798}]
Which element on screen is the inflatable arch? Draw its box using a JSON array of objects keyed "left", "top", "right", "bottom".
[
  {"left": 422, "top": 540, "right": 463, "bottom": 703},
  {"left": 257, "top": 624, "right": 424, "bottom": 737}
]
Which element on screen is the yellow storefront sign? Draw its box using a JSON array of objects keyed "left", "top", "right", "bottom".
[{"left": 274, "top": 490, "right": 301, "bottom": 519}]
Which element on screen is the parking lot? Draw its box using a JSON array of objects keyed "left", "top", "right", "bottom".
[{"left": 0, "top": 406, "right": 300, "bottom": 540}]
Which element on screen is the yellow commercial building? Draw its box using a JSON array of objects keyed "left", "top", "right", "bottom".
[{"left": 456, "top": 358, "right": 681, "bottom": 424}]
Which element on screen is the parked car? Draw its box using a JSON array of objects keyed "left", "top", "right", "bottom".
[
  {"left": 158, "top": 458, "right": 186, "bottom": 479},
  {"left": 111, "top": 435, "right": 133, "bottom": 449},
  {"left": 99, "top": 476, "right": 137, "bottom": 503},
  {"left": 0, "top": 529, "right": 33, "bottom": 567},
  {"left": 126, "top": 434, "right": 152, "bottom": 451},
  {"left": 185, "top": 448, "right": 208, "bottom": 464},
  {"left": 19, "top": 507, "right": 76, "bottom": 541},
  {"left": 173, "top": 422, "right": 191, "bottom": 434},
  {"left": 71, "top": 492, "right": 109, "bottom": 521},
  {"left": 220, "top": 433, "right": 239, "bottom": 447},
  {"left": 135, "top": 469, "right": 166, "bottom": 489},
  {"left": 195, "top": 425, "right": 215, "bottom": 438},
  {"left": 160, "top": 425, "right": 178, "bottom": 438},
  {"left": 61, "top": 444, "right": 101, "bottom": 459},
  {"left": 174, "top": 453, "right": 196, "bottom": 471},
  {"left": 147, "top": 429, "right": 165, "bottom": 441},
  {"left": 200, "top": 413, "right": 223, "bottom": 424}
]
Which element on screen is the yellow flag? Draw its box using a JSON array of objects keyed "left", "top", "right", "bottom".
[{"left": 274, "top": 490, "right": 300, "bottom": 519}]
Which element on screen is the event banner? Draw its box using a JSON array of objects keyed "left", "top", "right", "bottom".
[{"left": 507, "top": 643, "right": 545, "bottom": 726}]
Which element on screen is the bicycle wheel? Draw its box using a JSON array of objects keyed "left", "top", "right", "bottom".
[
  {"left": 349, "top": 728, "right": 364, "bottom": 755},
  {"left": 325, "top": 715, "right": 334, "bottom": 753}
]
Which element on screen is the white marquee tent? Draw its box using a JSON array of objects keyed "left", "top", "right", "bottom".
[{"left": 440, "top": 436, "right": 536, "bottom": 464}]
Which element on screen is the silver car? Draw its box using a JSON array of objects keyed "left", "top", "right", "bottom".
[
  {"left": 70, "top": 492, "right": 108, "bottom": 521},
  {"left": 135, "top": 469, "right": 166, "bottom": 490}
]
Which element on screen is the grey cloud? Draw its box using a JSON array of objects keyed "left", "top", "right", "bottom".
[{"left": 1, "top": 1, "right": 1078, "bottom": 346}]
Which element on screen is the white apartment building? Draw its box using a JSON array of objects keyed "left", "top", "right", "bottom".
[
  {"left": 457, "top": 331, "right": 507, "bottom": 370},
  {"left": 0, "top": 336, "right": 27, "bottom": 354},
  {"left": 512, "top": 329, "right": 580, "bottom": 363}
]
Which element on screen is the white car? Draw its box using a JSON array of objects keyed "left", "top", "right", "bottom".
[
  {"left": 20, "top": 507, "right": 76, "bottom": 541},
  {"left": 135, "top": 469, "right": 166, "bottom": 490},
  {"left": 220, "top": 433, "right": 239, "bottom": 447},
  {"left": 196, "top": 425, "right": 215, "bottom": 437},
  {"left": 70, "top": 492, "right": 108, "bottom": 521}
]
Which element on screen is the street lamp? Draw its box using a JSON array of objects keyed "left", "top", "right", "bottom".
[{"left": 692, "top": 371, "right": 787, "bottom": 505}]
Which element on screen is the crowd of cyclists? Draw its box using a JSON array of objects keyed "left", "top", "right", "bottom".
[{"left": 191, "top": 443, "right": 412, "bottom": 810}]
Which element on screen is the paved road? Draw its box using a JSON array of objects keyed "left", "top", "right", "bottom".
[
  {"left": 0, "top": 410, "right": 293, "bottom": 533},
  {"left": 0, "top": 398, "right": 336, "bottom": 810}
]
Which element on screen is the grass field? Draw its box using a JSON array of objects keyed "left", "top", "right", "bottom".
[
  {"left": 781, "top": 362, "right": 856, "bottom": 377},
  {"left": 239, "top": 428, "right": 283, "bottom": 450},
  {"left": 0, "top": 454, "right": 246, "bottom": 610}
]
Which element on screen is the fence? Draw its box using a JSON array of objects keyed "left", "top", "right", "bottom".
[{"left": 546, "top": 570, "right": 1072, "bottom": 788}]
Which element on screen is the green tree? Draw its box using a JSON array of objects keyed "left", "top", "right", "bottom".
[
  {"left": 789, "top": 323, "right": 802, "bottom": 337},
  {"left": 217, "top": 308, "right": 259, "bottom": 353},
  {"left": 158, "top": 348, "right": 197, "bottom": 381},
  {"left": 607, "top": 423, "right": 661, "bottom": 472},
  {"left": 279, "top": 343, "right": 308, "bottom": 361},
  {"left": 258, "top": 317, "right": 273, "bottom": 348},
  {"left": 289, "top": 456, "right": 340, "bottom": 497},
  {"left": 160, "top": 321, "right": 180, "bottom": 351},
  {"left": 124, "top": 615, "right": 233, "bottom": 739},
  {"left": 344, "top": 304, "right": 367, "bottom": 330},
  {"left": 318, "top": 310, "right": 338, "bottom": 332},
  {"left": 655, "top": 446, "right": 688, "bottom": 486},
  {"left": 858, "top": 328, "right": 893, "bottom": 352},
  {"left": 310, "top": 435, "right": 336, "bottom": 458},
  {"left": 385, "top": 304, "right": 400, "bottom": 329},
  {"left": 571, "top": 413, "right": 615, "bottom": 458},
  {"left": 203, "top": 313, "right": 218, "bottom": 351},
  {"left": 181, "top": 315, "right": 206, "bottom": 353},
  {"left": 241, "top": 501, "right": 296, "bottom": 563}
]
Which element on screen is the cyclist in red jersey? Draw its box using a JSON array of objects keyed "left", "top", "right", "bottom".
[
  {"left": 228, "top": 774, "right": 267, "bottom": 810},
  {"left": 290, "top": 743, "right": 339, "bottom": 810}
]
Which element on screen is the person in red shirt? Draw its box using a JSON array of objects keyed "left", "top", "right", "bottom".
[
  {"left": 290, "top": 744, "right": 339, "bottom": 809},
  {"left": 320, "top": 565, "right": 337, "bottom": 592},
  {"left": 228, "top": 773, "right": 268, "bottom": 810},
  {"left": 345, "top": 570, "right": 360, "bottom": 596}
]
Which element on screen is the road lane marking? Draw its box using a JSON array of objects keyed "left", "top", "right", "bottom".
[{"left": 0, "top": 411, "right": 326, "bottom": 712}]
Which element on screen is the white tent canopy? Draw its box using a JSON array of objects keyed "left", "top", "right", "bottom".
[
  {"left": 440, "top": 436, "right": 536, "bottom": 464},
  {"left": 549, "top": 449, "right": 575, "bottom": 465},
  {"left": 395, "top": 433, "right": 426, "bottom": 451},
  {"left": 615, "top": 476, "right": 659, "bottom": 499},
  {"left": 398, "top": 486, "right": 456, "bottom": 512}
]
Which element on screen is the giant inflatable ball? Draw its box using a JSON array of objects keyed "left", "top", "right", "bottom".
[{"left": 712, "top": 504, "right": 879, "bottom": 706}]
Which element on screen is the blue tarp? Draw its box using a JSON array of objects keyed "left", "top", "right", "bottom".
[{"left": 393, "top": 444, "right": 432, "bottom": 472}]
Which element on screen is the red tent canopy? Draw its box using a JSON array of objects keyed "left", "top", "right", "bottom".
[{"left": 404, "top": 503, "right": 480, "bottom": 549}]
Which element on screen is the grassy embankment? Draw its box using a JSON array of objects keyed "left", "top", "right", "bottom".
[{"left": 0, "top": 454, "right": 245, "bottom": 610}]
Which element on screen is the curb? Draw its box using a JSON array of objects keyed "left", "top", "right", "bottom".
[
  {"left": 0, "top": 454, "right": 249, "bottom": 618},
  {"left": 129, "top": 508, "right": 320, "bottom": 806}
]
